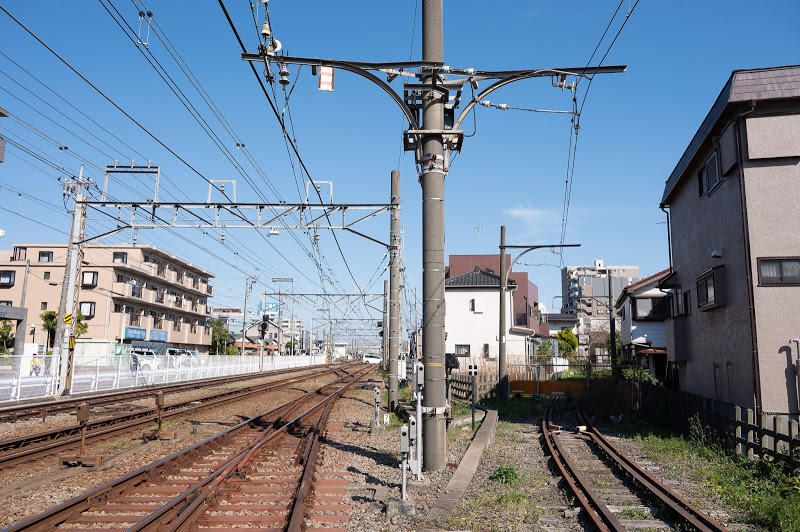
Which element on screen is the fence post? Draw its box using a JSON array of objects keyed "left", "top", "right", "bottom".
[{"left": 94, "top": 356, "right": 100, "bottom": 392}]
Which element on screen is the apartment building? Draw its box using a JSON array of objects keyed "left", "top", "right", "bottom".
[
  {"left": 0, "top": 244, "right": 215, "bottom": 355},
  {"left": 660, "top": 66, "right": 800, "bottom": 414},
  {"left": 560, "top": 259, "right": 639, "bottom": 358}
]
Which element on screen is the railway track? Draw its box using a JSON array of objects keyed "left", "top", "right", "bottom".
[
  {"left": 0, "top": 363, "right": 356, "bottom": 469},
  {"left": 542, "top": 401, "right": 727, "bottom": 531},
  {"left": 0, "top": 365, "right": 325, "bottom": 423},
  {"left": 6, "top": 365, "right": 371, "bottom": 531}
]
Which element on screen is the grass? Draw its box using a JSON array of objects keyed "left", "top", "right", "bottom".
[
  {"left": 619, "top": 507, "right": 650, "bottom": 520},
  {"left": 619, "top": 420, "right": 800, "bottom": 531},
  {"left": 97, "top": 438, "right": 137, "bottom": 452},
  {"left": 491, "top": 465, "right": 520, "bottom": 484}
]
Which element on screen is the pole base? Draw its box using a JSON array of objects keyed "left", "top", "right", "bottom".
[
  {"left": 142, "top": 430, "right": 177, "bottom": 440},
  {"left": 60, "top": 455, "right": 104, "bottom": 467}
]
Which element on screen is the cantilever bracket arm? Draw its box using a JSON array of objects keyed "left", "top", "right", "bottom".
[
  {"left": 241, "top": 53, "right": 421, "bottom": 132},
  {"left": 454, "top": 66, "right": 626, "bottom": 130},
  {"left": 501, "top": 243, "right": 581, "bottom": 288}
]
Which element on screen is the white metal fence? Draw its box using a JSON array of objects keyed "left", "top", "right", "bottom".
[{"left": 0, "top": 343, "right": 327, "bottom": 404}]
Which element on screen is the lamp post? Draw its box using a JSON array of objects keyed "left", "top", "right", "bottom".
[
  {"left": 273, "top": 278, "right": 293, "bottom": 355},
  {"left": 498, "top": 225, "right": 580, "bottom": 401}
]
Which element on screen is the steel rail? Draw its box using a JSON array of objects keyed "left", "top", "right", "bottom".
[
  {"left": 0, "top": 364, "right": 349, "bottom": 468},
  {"left": 576, "top": 409, "right": 728, "bottom": 532},
  {"left": 0, "top": 364, "right": 326, "bottom": 422},
  {"left": 541, "top": 403, "right": 619, "bottom": 531},
  {"left": 4, "top": 367, "right": 368, "bottom": 531},
  {"left": 162, "top": 366, "right": 371, "bottom": 531}
]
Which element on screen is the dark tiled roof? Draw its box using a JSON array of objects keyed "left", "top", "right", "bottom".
[
  {"left": 445, "top": 267, "right": 517, "bottom": 288},
  {"left": 661, "top": 65, "right": 800, "bottom": 206},
  {"left": 545, "top": 313, "right": 578, "bottom": 323}
]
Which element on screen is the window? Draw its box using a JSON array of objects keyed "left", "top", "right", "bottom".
[
  {"left": 81, "top": 271, "right": 98, "bottom": 288},
  {"left": 0, "top": 301, "right": 12, "bottom": 306},
  {"left": 129, "top": 309, "right": 141, "bottom": 326},
  {"left": 758, "top": 258, "right": 800, "bottom": 286},
  {"left": 455, "top": 344, "right": 470, "bottom": 356},
  {"left": 113, "top": 252, "right": 127, "bottom": 264},
  {"left": 79, "top": 301, "right": 96, "bottom": 319},
  {"left": 40, "top": 302, "right": 47, "bottom": 310},
  {"left": 12, "top": 246, "right": 26, "bottom": 261},
  {"left": 633, "top": 297, "right": 670, "bottom": 320},
  {"left": 38, "top": 251, "right": 53, "bottom": 263},
  {"left": 469, "top": 298, "right": 483, "bottom": 313},
  {"left": 698, "top": 151, "right": 721, "bottom": 197},
  {"left": 0, "top": 271, "right": 15, "bottom": 287},
  {"left": 697, "top": 268, "right": 724, "bottom": 310},
  {"left": 116, "top": 273, "right": 126, "bottom": 283},
  {"left": 44, "top": 271, "right": 50, "bottom": 280},
  {"left": 114, "top": 303, "right": 125, "bottom": 313}
]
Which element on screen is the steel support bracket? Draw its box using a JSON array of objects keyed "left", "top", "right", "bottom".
[{"left": 403, "top": 129, "right": 463, "bottom": 152}]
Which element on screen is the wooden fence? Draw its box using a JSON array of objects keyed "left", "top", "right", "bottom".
[
  {"left": 449, "top": 373, "right": 497, "bottom": 402},
  {"left": 640, "top": 383, "right": 800, "bottom": 469}
]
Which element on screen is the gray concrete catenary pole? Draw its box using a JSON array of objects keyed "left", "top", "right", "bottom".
[
  {"left": 608, "top": 273, "right": 616, "bottom": 365},
  {"left": 498, "top": 225, "right": 509, "bottom": 400},
  {"left": 388, "top": 169, "right": 401, "bottom": 412},
  {"left": 421, "top": 0, "right": 446, "bottom": 472},
  {"left": 383, "top": 280, "right": 389, "bottom": 369}
]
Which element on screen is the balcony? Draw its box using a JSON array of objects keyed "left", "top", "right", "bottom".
[{"left": 205, "top": 285, "right": 214, "bottom": 296}]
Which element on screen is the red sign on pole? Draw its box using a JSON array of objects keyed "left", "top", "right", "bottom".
[{"left": 318, "top": 66, "right": 334, "bottom": 92}]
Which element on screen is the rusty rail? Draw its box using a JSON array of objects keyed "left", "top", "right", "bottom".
[
  {"left": 576, "top": 408, "right": 728, "bottom": 532},
  {"left": 0, "top": 364, "right": 351, "bottom": 469},
  {"left": 5, "top": 365, "right": 370, "bottom": 531}
]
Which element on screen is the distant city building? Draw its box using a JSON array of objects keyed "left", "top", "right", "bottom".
[
  {"left": 560, "top": 259, "right": 639, "bottom": 359},
  {"left": 660, "top": 65, "right": 800, "bottom": 414},
  {"left": 0, "top": 244, "right": 214, "bottom": 354}
]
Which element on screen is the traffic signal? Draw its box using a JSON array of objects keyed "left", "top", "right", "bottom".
[
  {"left": 259, "top": 316, "right": 268, "bottom": 339},
  {"left": 377, "top": 320, "right": 383, "bottom": 337}
]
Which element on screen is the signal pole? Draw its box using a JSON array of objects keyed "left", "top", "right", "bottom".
[
  {"left": 388, "top": 169, "right": 401, "bottom": 412},
  {"left": 420, "top": 0, "right": 447, "bottom": 472},
  {"left": 241, "top": 274, "right": 257, "bottom": 356},
  {"left": 498, "top": 226, "right": 508, "bottom": 400}
]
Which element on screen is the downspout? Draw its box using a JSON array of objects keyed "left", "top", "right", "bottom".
[
  {"left": 660, "top": 206, "right": 673, "bottom": 273},
  {"left": 734, "top": 105, "right": 762, "bottom": 417}
]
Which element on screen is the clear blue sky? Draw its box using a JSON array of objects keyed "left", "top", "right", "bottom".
[{"left": 1, "top": 1, "right": 798, "bottom": 335}]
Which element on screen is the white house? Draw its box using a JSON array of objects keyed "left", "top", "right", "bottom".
[
  {"left": 615, "top": 269, "right": 672, "bottom": 381},
  {"left": 444, "top": 267, "right": 535, "bottom": 372}
]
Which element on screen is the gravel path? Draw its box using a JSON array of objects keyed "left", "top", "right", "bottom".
[
  {"left": 0, "top": 370, "right": 339, "bottom": 528},
  {"left": 316, "top": 372, "right": 477, "bottom": 531}
]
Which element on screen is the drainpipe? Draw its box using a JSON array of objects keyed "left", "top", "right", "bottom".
[{"left": 734, "top": 105, "right": 762, "bottom": 417}]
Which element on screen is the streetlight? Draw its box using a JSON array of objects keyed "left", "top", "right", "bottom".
[
  {"left": 498, "top": 225, "right": 580, "bottom": 401},
  {"left": 272, "top": 278, "right": 294, "bottom": 355}
]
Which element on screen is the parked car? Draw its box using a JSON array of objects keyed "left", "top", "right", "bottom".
[
  {"left": 362, "top": 353, "right": 381, "bottom": 365},
  {"left": 130, "top": 341, "right": 172, "bottom": 372},
  {"left": 167, "top": 348, "right": 202, "bottom": 368}
]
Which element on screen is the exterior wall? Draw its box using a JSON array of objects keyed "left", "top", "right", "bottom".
[
  {"left": 665, "top": 122, "right": 755, "bottom": 407},
  {"left": 0, "top": 244, "right": 214, "bottom": 355},
  {"left": 742, "top": 111, "right": 800, "bottom": 414},
  {"left": 444, "top": 286, "right": 519, "bottom": 371}
]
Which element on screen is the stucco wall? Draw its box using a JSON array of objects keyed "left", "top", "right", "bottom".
[
  {"left": 743, "top": 112, "right": 800, "bottom": 414},
  {"left": 667, "top": 122, "right": 755, "bottom": 407},
  {"left": 444, "top": 286, "right": 517, "bottom": 371}
]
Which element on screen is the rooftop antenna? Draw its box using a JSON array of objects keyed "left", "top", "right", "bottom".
[{"left": 474, "top": 224, "right": 485, "bottom": 252}]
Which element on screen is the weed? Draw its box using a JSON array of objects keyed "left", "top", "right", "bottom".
[
  {"left": 619, "top": 507, "right": 650, "bottom": 520},
  {"left": 491, "top": 464, "right": 520, "bottom": 485}
]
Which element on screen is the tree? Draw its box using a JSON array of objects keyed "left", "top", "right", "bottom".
[
  {"left": 74, "top": 312, "right": 88, "bottom": 338},
  {"left": 41, "top": 311, "right": 57, "bottom": 348},
  {"left": 284, "top": 340, "right": 297, "bottom": 355},
  {"left": 555, "top": 329, "right": 579, "bottom": 364},
  {"left": 536, "top": 339, "right": 553, "bottom": 360},
  {"left": 587, "top": 329, "right": 609, "bottom": 363},
  {"left": 0, "top": 320, "right": 13, "bottom": 355},
  {"left": 209, "top": 319, "right": 230, "bottom": 355}
]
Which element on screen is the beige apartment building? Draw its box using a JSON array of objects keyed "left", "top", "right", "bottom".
[{"left": 0, "top": 244, "right": 215, "bottom": 354}]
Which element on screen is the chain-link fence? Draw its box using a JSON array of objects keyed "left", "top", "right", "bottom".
[{"left": 0, "top": 342, "right": 327, "bottom": 404}]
